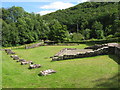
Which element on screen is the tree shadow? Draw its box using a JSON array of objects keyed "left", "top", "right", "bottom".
[
  {"left": 92, "top": 73, "right": 120, "bottom": 88},
  {"left": 108, "top": 54, "right": 120, "bottom": 65},
  {"left": 85, "top": 42, "right": 96, "bottom": 46},
  {"left": 92, "top": 55, "right": 120, "bottom": 88}
]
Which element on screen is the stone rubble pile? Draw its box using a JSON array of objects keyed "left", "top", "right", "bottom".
[
  {"left": 10, "top": 55, "right": 19, "bottom": 60},
  {"left": 5, "top": 49, "right": 15, "bottom": 54},
  {"left": 16, "top": 59, "right": 26, "bottom": 62},
  {"left": 21, "top": 61, "right": 33, "bottom": 65},
  {"left": 39, "top": 69, "right": 56, "bottom": 76},
  {"left": 29, "top": 64, "right": 41, "bottom": 69}
]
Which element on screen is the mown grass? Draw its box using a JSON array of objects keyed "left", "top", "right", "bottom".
[{"left": 2, "top": 44, "right": 119, "bottom": 88}]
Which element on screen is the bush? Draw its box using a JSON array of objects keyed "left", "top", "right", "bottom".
[
  {"left": 71, "top": 33, "right": 84, "bottom": 42},
  {"left": 114, "top": 32, "right": 120, "bottom": 37},
  {"left": 106, "top": 35, "right": 114, "bottom": 39}
]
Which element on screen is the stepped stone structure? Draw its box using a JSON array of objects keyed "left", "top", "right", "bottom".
[{"left": 52, "top": 43, "right": 120, "bottom": 61}]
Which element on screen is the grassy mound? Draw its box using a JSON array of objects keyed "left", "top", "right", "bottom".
[{"left": 2, "top": 44, "right": 119, "bottom": 88}]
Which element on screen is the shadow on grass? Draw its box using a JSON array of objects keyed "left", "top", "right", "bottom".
[
  {"left": 93, "top": 55, "right": 120, "bottom": 88},
  {"left": 92, "top": 73, "right": 119, "bottom": 88},
  {"left": 85, "top": 42, "right": 96, "bottom": 46},
  {"left": 109, "top": 54, "right": 120, "bottom": 65}
]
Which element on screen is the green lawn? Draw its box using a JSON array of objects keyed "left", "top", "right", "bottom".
[{"left": 2, "top": 44, "right": 119, "bottom": 88}]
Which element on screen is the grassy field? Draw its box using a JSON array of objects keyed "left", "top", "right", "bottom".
[{"left": 2, "top": 44, "right": 119, "bottom": 88}]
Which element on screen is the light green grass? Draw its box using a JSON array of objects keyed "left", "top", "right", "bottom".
[{"left": 2, "top": 44, "right": 119, "bottom": 88}]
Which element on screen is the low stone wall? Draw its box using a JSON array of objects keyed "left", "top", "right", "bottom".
[
  {"left": 25, "top": 43, "right": 44, "bottom": 49},
  {"left": 84, "top": 44, "right": 108, "bottom": 50},
  {"left": 52, "top": 43, "right": 120, "bottom": 61},
  {"left": 52, "top": 47, "right": 109, "bottom": 61}
]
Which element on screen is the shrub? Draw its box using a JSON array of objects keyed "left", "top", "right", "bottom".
[
  {"left": 71, "top": 33, "right": 84, "bottom": 42},
  {"left": 114, "top": 32, "right": 120, "bottom": 37},
  {"left": 106, "top": 35, "right": 114, "bottom": 39}
]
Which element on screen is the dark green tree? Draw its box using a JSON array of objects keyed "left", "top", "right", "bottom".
[
  {"left": 48, "top": 20, "right": 68, "bottom": 42},
  {"left": 83, "top": 28, "right": 91, "bottom": 40},
  {"left": 92, "top": 21, "right": 104, "bottom": 39}
]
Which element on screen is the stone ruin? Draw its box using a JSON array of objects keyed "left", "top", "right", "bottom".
[
  {"left": 10, "top": 55, "right": 19, "bottom": 60},
  {"left": 16, "top": 59, "right": 26, "bottom": 62},
  {"left": 29, "top": 64, "right": 41, "bottom": 69},
  {"left": 21, "top": 61, "right": 33, "bottom": 65},
  {"left": 3, "top": 48, "right": 51, "bottom": 76},
  {"left": 25, "top": 42, "right": 44, "bottom": 49},
  {"left": 52, "top": 43, "right": 120, "bottom": 61},
  {"left": 39, "top": 69, "right": 56, "bottom": 76},
  {"left": 4, "top": 49, "right": 15, "bottom": 54}
]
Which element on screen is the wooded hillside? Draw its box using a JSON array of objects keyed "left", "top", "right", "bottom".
[
  {"left": 1, "top": 2, "right": 120, "bottom": 47},
  {"left": 43, "top": 2, "right": 119, "bottom": 38}
]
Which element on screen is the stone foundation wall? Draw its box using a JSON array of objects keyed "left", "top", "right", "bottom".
[
  {"left": 52, "top": 43, "right": 120, "bottom": 61},
  {"left": 52, "top": 47, "right": 109, "bottom": 61}
]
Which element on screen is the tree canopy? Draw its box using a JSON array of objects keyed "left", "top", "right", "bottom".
[{"left": 1, "top": 2, "right": 120, "bottom": 47}]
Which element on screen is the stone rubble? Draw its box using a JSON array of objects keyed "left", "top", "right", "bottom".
[
  {"left": 10, "top": 55, "right": 19, "bottom": 60},
  {"left": 39, "top": 69, "right": 56, "bottom": 76},
  {"left": 5, "top": 49, "right": 15, "bottom": 54},
  {"left": 16, "top": 59, "right": 26, "bottom": 62},
  {"left": 29, "top": 64, "right": 41, "bottom": 69},
  {"left": 21, "top": 61, "right": 33, "bottom": 65}
]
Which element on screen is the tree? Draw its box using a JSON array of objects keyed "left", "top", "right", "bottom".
[
  {"left": 9, "top": 23, "right": 20, "bottom": 45},
  {"left": 2, "top": 20, "right": 10, "bottom": 46},
  {"left": 71, "top": 33, "right": 84, "bottom": 42},
  {"left": 83, "top": 28, "right": 91, "bottom": 40},
  {"left": 96, "top": 30, "right": 104, "bottom": 39},
  {"left": 48, "top": 20, "right": 68, "bottom": 42},
  {"left": 105, "top": 25, "right": 112, "bottom": 36},
  {"left": 92, "top": 21, "right": 104, "bottom": 39}
]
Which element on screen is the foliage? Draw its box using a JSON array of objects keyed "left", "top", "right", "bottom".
[
  {"left": 106, "top": 35, "right": 114, "bottom": 39},
  {"left": 48, "top": 19, "right": 68, "bottom": 42},
  {"left": 83, "top": 28, "right": 91, "bottom": 40},
  {"left": 43, "top": 2, "right": 119, "bottom": 39},
  {"left": 71, "top": 33, "right": 84, "bottom": 42},
  {"left": 1, "top": 6, "right": 68, "bottom": 46},
  {"left": 1, "top": 2, "right": 120, "bottom": 46}
]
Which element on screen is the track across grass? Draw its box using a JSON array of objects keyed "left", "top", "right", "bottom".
[{"left": 2, "top": 44, "right": 119, "bottom": 88}]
